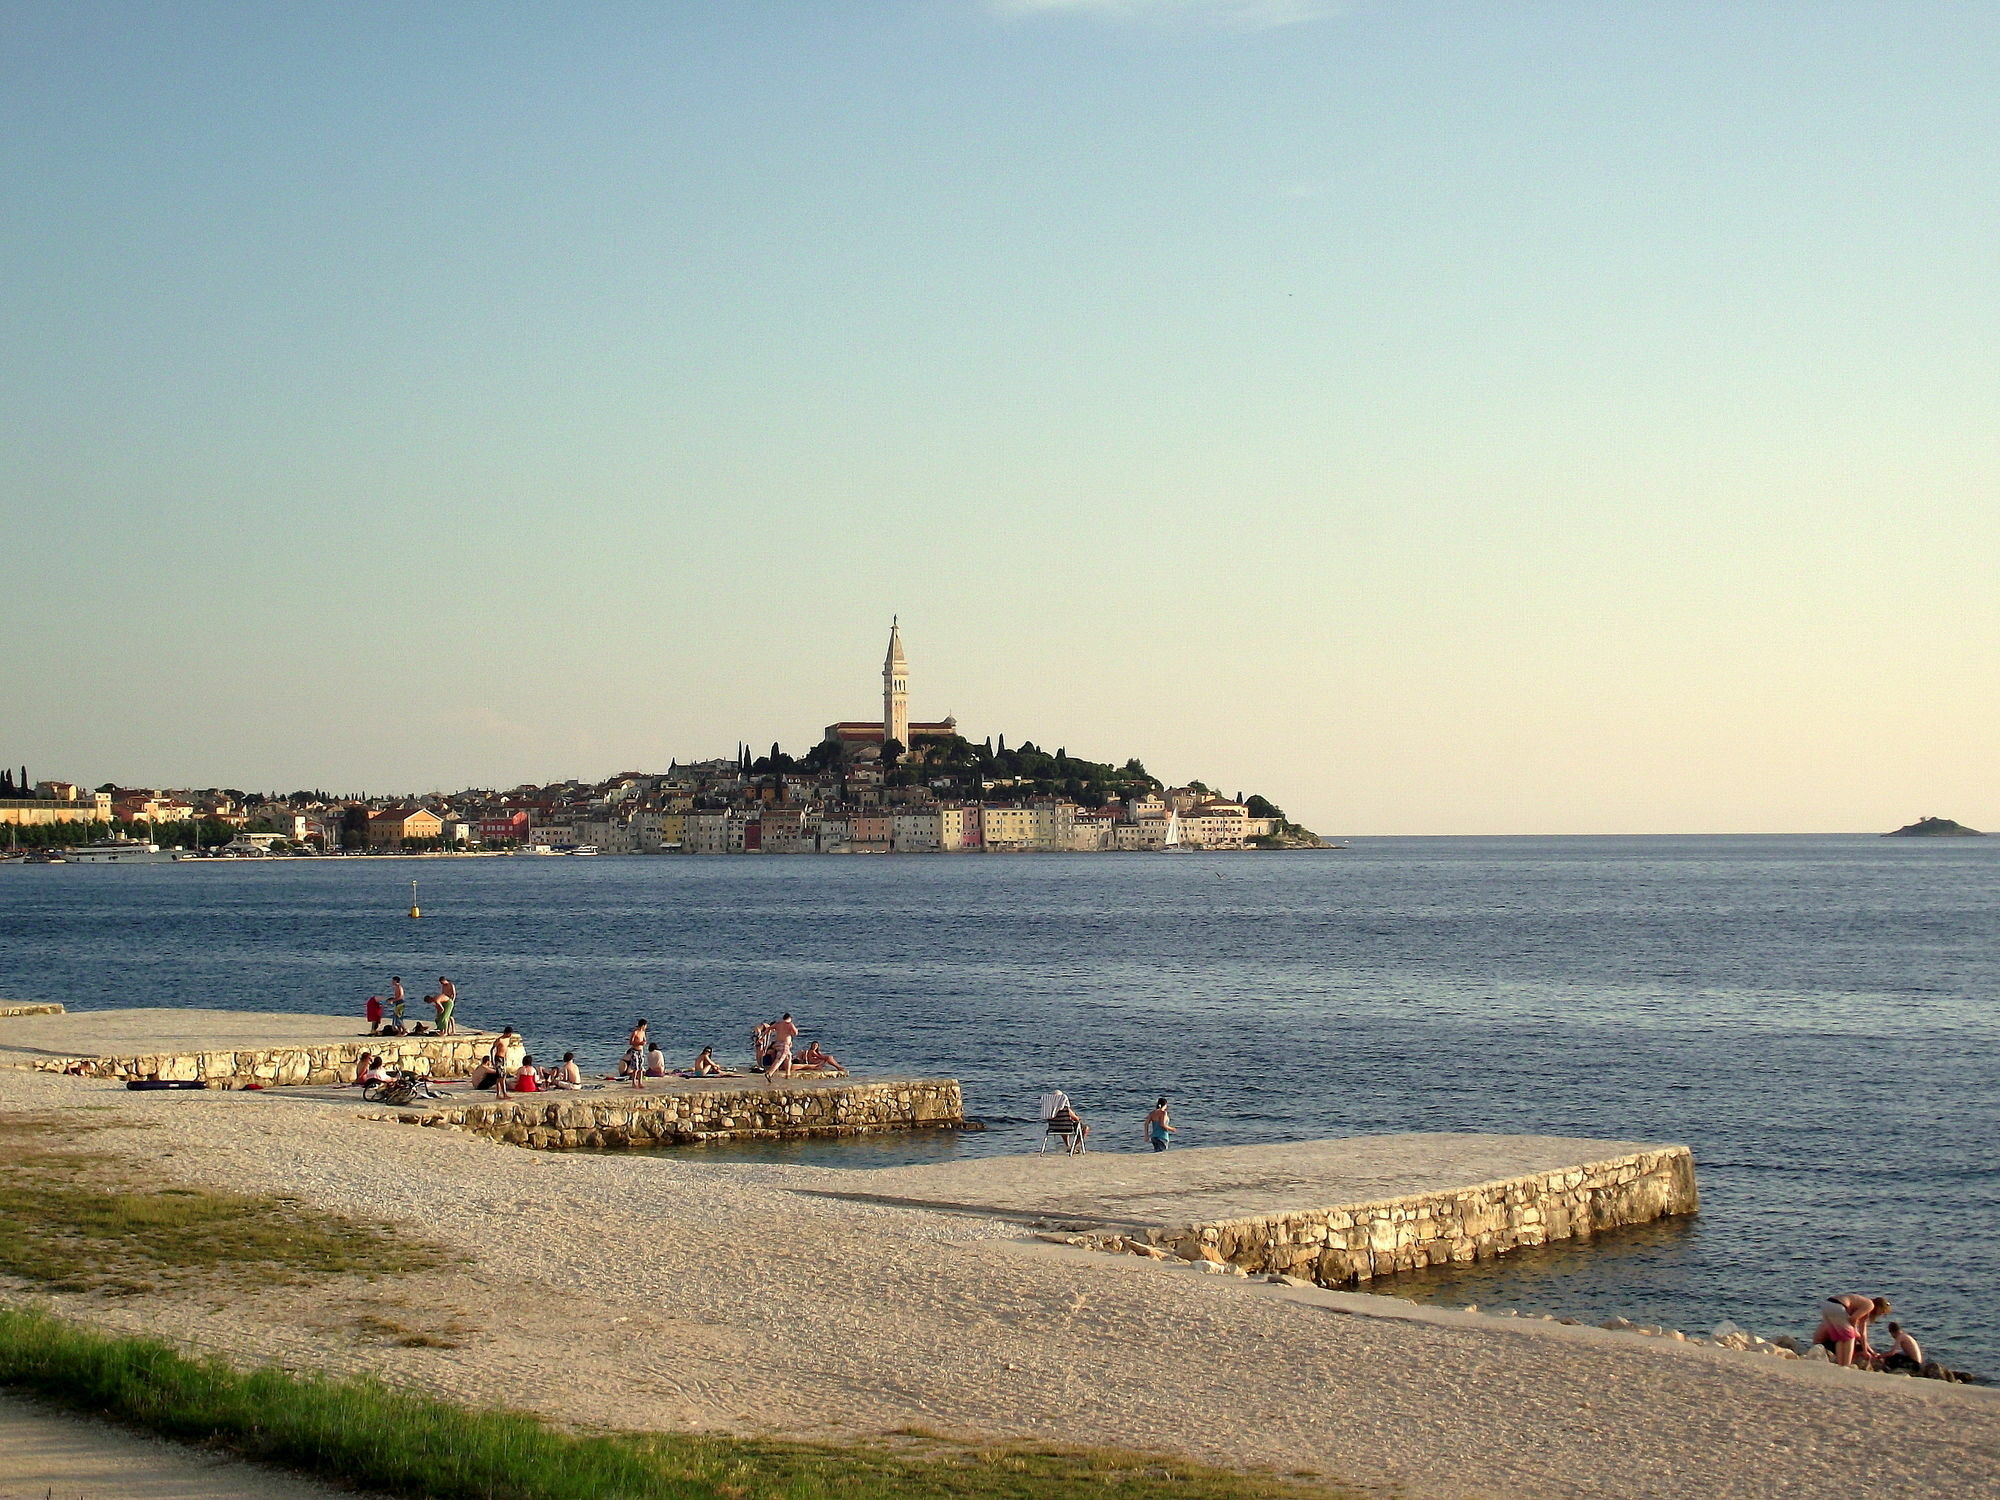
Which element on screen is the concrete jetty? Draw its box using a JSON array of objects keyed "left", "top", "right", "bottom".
[
  {"left": 0, "top": 1006, "right": 967, "bottom": 1144},
  {"left": 0, "top": 1005, "right": 496, "bottom": 1088},
  {"left": 804, "top": 1134, "right": 1698, "bottom": 1288},
  {"left": 382, "top": 1076, "right": 967, "bottom": 1149}
]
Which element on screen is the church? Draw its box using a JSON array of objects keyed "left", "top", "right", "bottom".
[{"left": 823, "top": 618, "right": 958, "bottom": 758}]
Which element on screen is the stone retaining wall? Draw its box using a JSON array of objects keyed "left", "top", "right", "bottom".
[
  {"left": 395, "top": 1078, "right": 966, "bottom": 1149},
  {"left": 1130, "top": 1147, "right": 1697, "bottom": 1286},
  {"left": 0, "top": 1002, "right": 65, "bottom": 1018},
  {"left": 26, "top": 1034, "right": 499, "bottom": 1089}
]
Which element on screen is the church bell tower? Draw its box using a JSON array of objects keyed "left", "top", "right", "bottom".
[{"left": 883, "top": 617, "right": 910, "bottom": 751}]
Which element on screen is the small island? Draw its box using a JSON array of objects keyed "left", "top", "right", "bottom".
[{"left": 1885, "top": 816, "right": 1984, "bottom": 838}]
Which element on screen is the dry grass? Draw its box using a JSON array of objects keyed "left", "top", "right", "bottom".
[{"left": 0, "top": 1111, "right": 454, "bottom": 1295}]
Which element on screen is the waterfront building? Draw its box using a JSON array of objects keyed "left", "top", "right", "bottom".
[
  {"left": 479, "top": 811, "right": 531, "bottom": 845},
  {"left": 682, "top": 811, "right": 730, "bottom": 855},
  {"left": 981, "top": 805, "right": 1041, "bottom": 852},
  {"left": 0, "top": 789, "right": 113, "bottom": 827},
  {"left": 760, "top": 807, "right": 816, "bottom": 854},
  {"left": 1180, "top": 799, "right": 1251, "bottom": 849},
  {"left": 849, "top": 810, "right": 891, "bottom": 853},
  {"left": 367, "top": 806, "right": 444, "bottom": 848},
  {"left": 890, "top": 807, "right": 942, "bottom": 853}
]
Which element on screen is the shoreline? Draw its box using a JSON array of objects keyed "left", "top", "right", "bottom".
[{"left": 1, "top": 1058, "right": 1995, "bottom": 1498}]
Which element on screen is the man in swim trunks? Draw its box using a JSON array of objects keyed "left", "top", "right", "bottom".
[
  {"left": 764, "top": 1013, "right": 799, "bottom": 1079},
  {"left": 436, "top": 976, "right": 457, "bottom": 1034},
  {"left": 625, "top": 1019, "right": 649, "bottom": 1090}
]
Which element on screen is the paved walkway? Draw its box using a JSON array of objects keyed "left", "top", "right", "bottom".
[
  {"left": 0, "top": 1008, "right": 377, "bottom": 1062},
  {"left": 0, "top": 1396, "right": 343, "bottom": 1500},
  {"left": 808, "top": 1131, "right": 1674, "bottom": 1224}
]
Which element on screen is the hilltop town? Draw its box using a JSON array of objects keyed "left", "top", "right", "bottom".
[{"left": 2, "top": 623, "right": 1321, "bottom": 856}]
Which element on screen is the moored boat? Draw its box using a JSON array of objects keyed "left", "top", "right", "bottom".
[{"left": 60, "top": 836, "right": 175, "bottom": 864}]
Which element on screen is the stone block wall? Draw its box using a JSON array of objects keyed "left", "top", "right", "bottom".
[
  {"left": 403, "top": 1078, "right": 965, "bottom": 1149},
  {"left": 27, "top": 1034, "right": 499, "bottom": 1089},
  {"left": 1138, "top": 1147, "right": 1697, "bottom": 1286},
  {"left": 0, "top": 1002, "right": 65, "bottom": 1018}
]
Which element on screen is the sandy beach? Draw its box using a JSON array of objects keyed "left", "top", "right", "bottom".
[{"left": 1, "top": 1063, "right": 1995, "bottom": 1500}]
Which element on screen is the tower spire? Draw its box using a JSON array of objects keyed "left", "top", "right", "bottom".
[{"left": 882, "top": 616, "right": 910, "bottom": 751}]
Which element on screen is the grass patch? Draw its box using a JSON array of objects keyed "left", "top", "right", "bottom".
[
  {"left": 0, "top": 1306, "right": 1352, "bottom": 1500},
  {"left": 351, "top": 1311, "right": 468, "bottom": 1349},
  {"left": 0, "top": 1111, "right": 453, "bottom": 1294}
]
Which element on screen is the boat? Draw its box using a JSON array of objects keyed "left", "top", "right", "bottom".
[
  {"left": 60, "top": 836, "right": 175, "bottom": 864},
  {"left": 508, "top": 844, "right": 561, "bottom": 856},
  {"left": 24, "top": 851, "right": 66, "bottom": 864},
  {"left": 565, "top": 844, "right": 601, "bottom": 857}
]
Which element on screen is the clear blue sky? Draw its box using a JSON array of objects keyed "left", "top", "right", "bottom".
[{"left": 4, "top": 2, "right": 1995, "bottom": 832}]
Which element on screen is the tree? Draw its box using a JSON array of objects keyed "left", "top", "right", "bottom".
[
  {"left": 1245, "top": 794, "right": 1284, "bottom": 822},
  {"left": 880, "top": 738, "right": 905, "bottom": 771}
]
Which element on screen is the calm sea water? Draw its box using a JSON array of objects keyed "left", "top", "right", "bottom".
[{"left": 2, "top": 837, "right": 1995, "bottom": 1370}]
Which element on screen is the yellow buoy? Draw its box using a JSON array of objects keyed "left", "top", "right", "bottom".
[{"left": 408, "top": 879, "right": 421, "bottom": 918}]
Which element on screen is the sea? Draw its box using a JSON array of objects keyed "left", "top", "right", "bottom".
[{"left": 2, "top": 836, "right": 1995, "bottom": 1371}]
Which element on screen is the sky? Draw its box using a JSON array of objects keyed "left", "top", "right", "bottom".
[{"left": 3, "top": 1, "right": 1995, "bottom": 835}]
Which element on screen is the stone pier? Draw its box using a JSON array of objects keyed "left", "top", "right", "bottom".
[
  {"left": 807, "top": 1133, "right": 1698, "bottom": 1288},
  {"left": 387, "top": 1077, "right": 966, "bottom": 1150},
  {"left": 0, "top": 1006, "right": 495, "bottom": 1089}
]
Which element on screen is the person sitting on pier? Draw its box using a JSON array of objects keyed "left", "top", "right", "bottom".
[
  {"left": 644, "top": 1044, "right": 670, "bottom": 1079},
  {"left": 513, "top": 1055, "right": 540, "bottom": 1092},
  {"left": 796, "top": 1041, "right": 844, "bottom": 1074},
  {"left": 687, "top": 1046, "right": 728, "bottom": 1077},
  {"left": 545, "top": 1052, "right": 584, "bottom": 1090},
  {"left": 1814, "top": 1294, "right": 1890, "bottom": 1367}
]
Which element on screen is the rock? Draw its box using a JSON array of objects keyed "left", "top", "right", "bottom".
[
  {"left": 1461, "top": 1304, "right": 1480, "bottom": 1314},
  {"left": 1198, "top": 1259, "right": 1232, "bottom": 1275},
  {"left": 1711, "top": 1321, "right": 1742, "bottom": 1339},
  {"left": 1803, "top": 1344, "right": 1830, "bottom": 1362},
  {"left": 1271, "top": 1273, "right": 1312, "bottom": 1287},
  {"left": 1886, "top": 816, "right": 1983, "bottom": 837},
  {"left": 1601, "top": 1317, "right": 1635, "bottom": 1332}
]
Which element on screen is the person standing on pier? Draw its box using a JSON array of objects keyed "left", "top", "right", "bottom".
[
  {"left": 625, "top": 1019, "right": 650, "bottom": 1090},
  {"left": 1145, "top": 1097, "right": 1176, "bottom": 1152},
  {"left": 436, "top": 976, "right": 457, "bottom": 1034},
  {"left": 364, "top": 995, "right": 384, "bottom": 1035},
  {"left": 764, "top": 1013, "right": 799, "bottom": 1079}
]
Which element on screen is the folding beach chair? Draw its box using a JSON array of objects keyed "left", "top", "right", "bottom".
[{"left": 1040, "top": 1114, "right": 1086, "bottom": 1154}]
